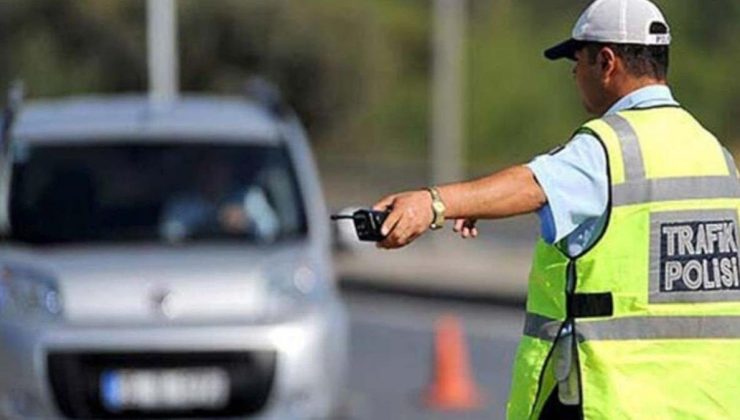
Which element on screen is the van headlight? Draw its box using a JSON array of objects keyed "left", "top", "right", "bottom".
[
  {"left": 264, "top": 264, "right": 331, "bottom": 317},
  {"left": 0, "top": 267, "right": 63, "bottom": 321}
]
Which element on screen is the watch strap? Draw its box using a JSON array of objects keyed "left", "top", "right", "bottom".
[{"left": 426, "top": 187, "right": 446, "bottom": 230}]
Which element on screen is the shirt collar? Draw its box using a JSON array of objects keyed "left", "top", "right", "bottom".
[{"left": 603, "top": 85, "right": 679, "bottom": 116}]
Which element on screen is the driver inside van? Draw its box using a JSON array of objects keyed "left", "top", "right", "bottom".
[{"left": 159, "top": 154, "right": 279, "bottom": 243}]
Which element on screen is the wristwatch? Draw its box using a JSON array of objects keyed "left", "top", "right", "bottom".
[{"left": 426, "top": 187, "right": 446, "bottom": 230}]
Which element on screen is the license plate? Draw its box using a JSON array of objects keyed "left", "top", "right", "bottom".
[{"left": 100, "top": 367, "right": 230, "bottom": 411}]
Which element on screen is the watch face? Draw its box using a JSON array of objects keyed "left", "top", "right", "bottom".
[{"left": 433, "top": 202, "right": 445, "bottom": 212}]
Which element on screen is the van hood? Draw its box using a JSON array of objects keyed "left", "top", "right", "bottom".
[{"left": 0, "top": 243, "right": 324, "bottom": 324}]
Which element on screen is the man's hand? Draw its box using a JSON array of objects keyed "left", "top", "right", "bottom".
[
  {"left": 372, "top": 190, "right": 433, "bottom": 249},
  {"left": 452, "top": 218, "right": 478, "bottom": 239}
]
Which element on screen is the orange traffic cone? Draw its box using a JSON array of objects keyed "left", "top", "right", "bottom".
[{"left": 424, "top": 315, "right": 484, "bottom": 410}]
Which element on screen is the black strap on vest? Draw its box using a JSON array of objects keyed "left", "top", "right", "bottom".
[{"left": 568, "top": 292, "right": 614, "bottom": 318}]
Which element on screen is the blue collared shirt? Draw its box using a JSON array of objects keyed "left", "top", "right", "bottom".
[{"left": 527, "top": 85, "right": 679, "bottom": 256}]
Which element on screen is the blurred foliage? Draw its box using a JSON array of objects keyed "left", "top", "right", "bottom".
[{"left": 0, "top": 0, "right": 738, "bottom": 170}]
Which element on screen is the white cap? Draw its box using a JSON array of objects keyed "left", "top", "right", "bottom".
[{"left": 545, "top": 0, "right": 671, "bottom": 61}]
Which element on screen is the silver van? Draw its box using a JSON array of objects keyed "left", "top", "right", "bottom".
[{"left": 0, "top": 94, "right": 348, "bottom": 419}]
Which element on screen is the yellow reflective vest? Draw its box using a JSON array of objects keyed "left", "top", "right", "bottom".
[{"left": 508, "top": 106, "right": 740, "bottom": 419}]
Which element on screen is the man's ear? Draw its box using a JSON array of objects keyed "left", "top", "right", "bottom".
[{"left": 598, "top": 46, "right": 618, "bottom": 79}]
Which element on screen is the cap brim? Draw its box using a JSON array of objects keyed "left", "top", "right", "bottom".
[{"left": 544, "top": 39, "right": 582, "bottom": 61}]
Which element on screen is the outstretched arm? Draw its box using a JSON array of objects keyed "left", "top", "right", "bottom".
[{"left": 372, "top": 165, "right": 546, "bottom": 249}]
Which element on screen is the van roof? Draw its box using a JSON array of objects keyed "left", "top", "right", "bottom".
[{"left": 12, "top": 95, "right": 284, "bottom": 145}]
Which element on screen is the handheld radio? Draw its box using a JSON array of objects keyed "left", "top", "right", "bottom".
[{"left": 331, "top": 209, "right": 389, "bottom": 242}]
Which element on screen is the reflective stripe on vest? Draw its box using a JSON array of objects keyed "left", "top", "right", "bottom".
[
  {"left": 613, "top": 176, "right": 740, "bottom": 206},
  {"left": 523, "top": 312, "right": 740, "bottom": 341}
]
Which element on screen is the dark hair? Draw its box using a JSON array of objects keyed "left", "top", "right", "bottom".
[{"left": 583, "top": 42, "right": 670, "bottom": 80}]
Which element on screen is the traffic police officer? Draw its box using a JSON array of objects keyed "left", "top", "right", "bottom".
[{"left": 373, "top": 0, "right": 740, "bottom": 418}]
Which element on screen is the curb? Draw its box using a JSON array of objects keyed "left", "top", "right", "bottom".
[
  {"left": 339, "top": 277, "right": 526, "bottom": 307},
  {"left": 333, "top": 235, "right": 532, "bottom": 305}
]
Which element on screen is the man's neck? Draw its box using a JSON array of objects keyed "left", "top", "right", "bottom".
[
  {"left": 615, "top": 77, "right": 667, "bottom": 98},
  {"left": 601, "top": 78, "right": 667, "bottom": 114}
]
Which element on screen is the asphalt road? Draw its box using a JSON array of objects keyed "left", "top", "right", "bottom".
[{"left": 342, "top": 288, "right": 526, "bottom": 420}]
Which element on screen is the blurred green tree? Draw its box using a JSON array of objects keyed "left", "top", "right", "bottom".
[{"left": 0, "top": 0, "right": 737, "bottom": 169}]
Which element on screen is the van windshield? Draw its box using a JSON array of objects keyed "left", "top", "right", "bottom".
[{"left": 9, "top": 142, "right": 308, "bottom": 245}]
